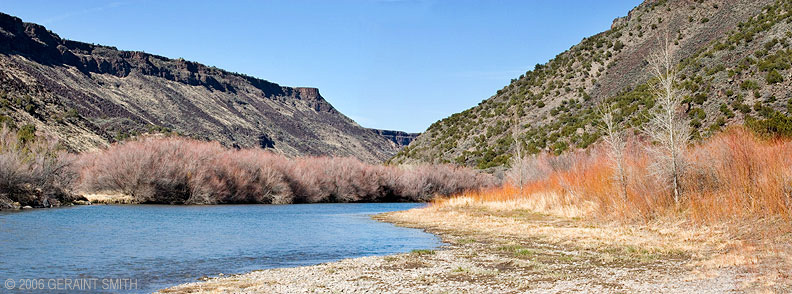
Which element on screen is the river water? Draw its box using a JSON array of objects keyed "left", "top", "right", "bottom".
[{"left": 0, "top": 203, "right": 442, "bottom": 293}]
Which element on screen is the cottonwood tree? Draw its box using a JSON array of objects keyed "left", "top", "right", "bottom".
[
  {"left": 507, "top": 136, "right": 531, "bottom": 193},
  {"left": 642, "top": 37, "right": 690, "bottom": 204},
  {"left": 598, "top": 105, "right": 628, "bottom": 202},
  {"left": 506, "top": 112, "right": 532, "bottom": 194}
]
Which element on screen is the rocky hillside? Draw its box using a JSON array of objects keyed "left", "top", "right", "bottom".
[
  {"left": 369, "top": 129, "right": 420, "bottom": 148},
  {"left": 392, "top": 0, "right": 792, "bottom": 169},
  {"left": 0, "top": 13, "right": 399, "bottom": 163}
]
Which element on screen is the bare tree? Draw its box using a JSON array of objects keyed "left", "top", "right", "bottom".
[
  {"left": 506, "top": 112, "right": 531, "bottom": 193},
  {"left": 507, "top": 136, "right": 531, "bottom": 192},
  {"left": 598, "top": 105, "right": 628, "bottom": 202},
  {"left": 642, "top": 36, "right": 690, "bottom": 204}
]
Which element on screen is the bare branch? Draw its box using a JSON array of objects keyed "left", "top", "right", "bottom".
[
  {"left": 642, "top": 33, "right": 689, "bottom": 204},
  {"left": 598, "top": 105, "right": 628, "bottom": 201}
]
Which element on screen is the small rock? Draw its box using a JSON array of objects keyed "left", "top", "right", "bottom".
[
  {"left": 21, "top": 206, "right": 33, "bottom": 209},
  {"left": 73, "top": 200, "right": 91, "bottom": 205}
]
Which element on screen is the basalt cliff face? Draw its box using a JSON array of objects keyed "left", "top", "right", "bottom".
[
  {"left": 369, "top": 129, "right": 420, "bottom": 148},
  {"left": 0, "top": 13, "right": 399, "bottom": 162}
]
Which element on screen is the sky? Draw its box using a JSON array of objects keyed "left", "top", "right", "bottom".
[{"left": 2, "top": 0, "right": 642, "bottom": 133}]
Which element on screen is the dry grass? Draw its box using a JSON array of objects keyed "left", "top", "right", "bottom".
[
  {"left": 382, "top": 197, "right": 792, "bottom": 292},
  {"left": 428, "top": 126, "right": 792, "bottom": 291},
  {"left": 385, "top": 203, "right": 710, "bottom": 258},
  {"left": 441, "top": 127, "right": 792, "bottom": 223},
  {"left": 82, "top": 193, "right": 137, "bottom": 204}
]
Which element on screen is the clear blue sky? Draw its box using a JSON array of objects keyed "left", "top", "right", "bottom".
[{"left": 3, "top": 0, "right": 641, "bottom": 133}]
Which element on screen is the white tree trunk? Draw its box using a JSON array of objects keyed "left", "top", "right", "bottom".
[{"left": 642, "top": 35, "right": 689, "bottom": 205}]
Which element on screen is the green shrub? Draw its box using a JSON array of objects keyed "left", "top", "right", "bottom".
[
  {"left": 692, "top": 93, "right": 707, "bottom": 104},
  {"left": 613, "top": 40, "right": 624, "bottom": 51},
  {"left": 65, "top": 108, "right": 80, "bottom": 119},
  {"left": 740, "top": 80, "right": 760, "bottom": 90},
  {"left": 17, "top": 124, "right": 36, "bottom": 145},
  {"left": 732, "top": 101, "right": 751, "bottom": 114},
  {"left": 691, "top": 119, "right": 702, "bottom": 128},
  {"left": 0, "top": 115, "right": 13, "bottom": 128},
  {"left": 747, "top": 111, "right": 792, "bottom": 138},
  {"left": 754, "top": 101, "right": 773, "bottom": 118},
  {"left": 710, "top": 117, "right": 727, "bottom": 133},
  {"left": 766, "top": 69, "right": 783, "bottom": 84},
  {"left": 410, "top": 249, "right": 435, "bottom": 255},
  {"left": 720, "top": 103, "right": 735, "bottom": 118},
  {"left": 12, "top": 95, "right": 37, "bottom": 114}
]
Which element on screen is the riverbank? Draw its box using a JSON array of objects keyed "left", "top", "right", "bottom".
[{"left": 159, "top": 202, "right": 786, "bottom": 293}]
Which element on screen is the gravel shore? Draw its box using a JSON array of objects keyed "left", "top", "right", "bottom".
[
  {"left": 158, "top": 204, "right": 767, "bottom": 293},
  {"left": 159, "top": 239, "right": 741, "bottom": 293}
]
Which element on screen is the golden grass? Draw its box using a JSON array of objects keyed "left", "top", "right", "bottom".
[
  {"left": 424, "top": 127, "right": 792, "bottom": 290},
  {"left": 390, "top": 201, "right": 723, "bottom": 256},
  {"left": 383, "top": 197, "right": 792, "bottom": 291},
  {"left": 440, "top": 127, "right": 792, "bottom": 223},
  {"left": 82, "top": 192, "right": 137, "bottom": 204}
]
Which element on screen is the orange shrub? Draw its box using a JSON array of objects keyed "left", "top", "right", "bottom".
[{"left": 442, "top": 126, "right": 792, "bottom": 223}]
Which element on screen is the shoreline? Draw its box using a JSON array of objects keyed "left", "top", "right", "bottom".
[{"left": 158, "top": 204, "right": 771, "bottom": 293}]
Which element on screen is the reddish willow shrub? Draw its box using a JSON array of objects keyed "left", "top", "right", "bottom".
[
  {"left": 469, "top": 126, "right": 792, "bottom": 222},
  {"left": 0, "top": 126, "right": 77, "bottom": 208},
  {"left": 76, "top": 136, "right": 495, "bottom": 204}
]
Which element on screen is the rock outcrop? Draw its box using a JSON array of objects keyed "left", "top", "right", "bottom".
[{"left": 369, "top": 129, "right": 421, "bottom": 148}]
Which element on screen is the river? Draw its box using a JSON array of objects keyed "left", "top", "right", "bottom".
[{"left": 0, "top": 203, "right": 442, "bottom": 293}]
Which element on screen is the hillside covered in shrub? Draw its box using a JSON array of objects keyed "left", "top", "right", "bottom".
[{"left": 391, "top": 0, "right": 792, "bottom": 169}]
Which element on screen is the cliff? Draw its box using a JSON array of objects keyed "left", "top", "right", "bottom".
[
  {"left": 0, "top": 12, "right": 399, "bottom": 162},
  {"left": 369, "top": 129, "right": 421, "bottom": 148}
]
